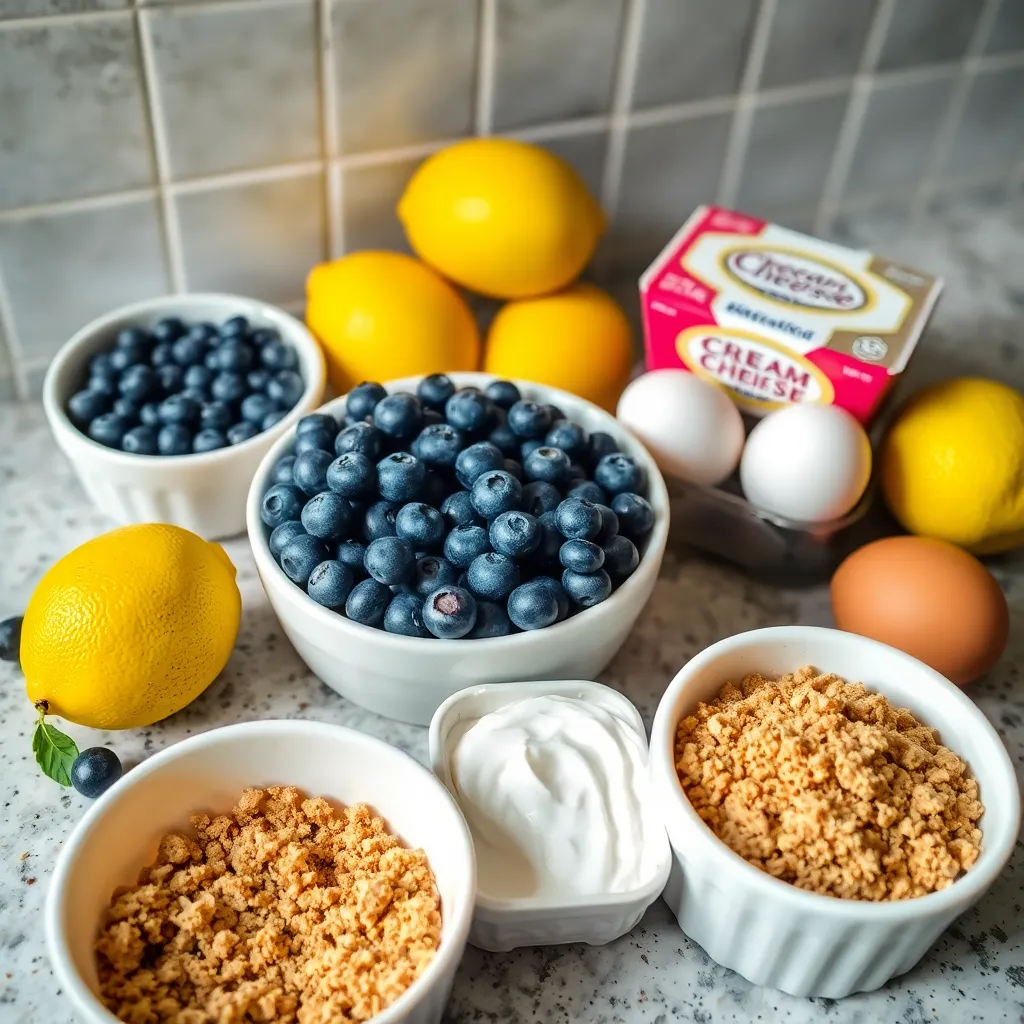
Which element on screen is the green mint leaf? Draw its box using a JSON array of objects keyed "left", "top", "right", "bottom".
[{"left": 32, "top": 719, "right": 79, "bottom": 787}]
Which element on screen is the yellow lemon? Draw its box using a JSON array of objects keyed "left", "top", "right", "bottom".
[
  {"left": 397, "top": 139, "right": 606, "bottom": 299},
  {"left": 881, "top": 377, "right": 1024, "bottom": 553},
  {"left": 484, "top": 283, "right": 634, "bottom": 411},
  {"left": 22, "top": 524, "right": 241, "bottom": 730},
  {"left": 306, "top": 251, "right": 480, "bottom": 394}
]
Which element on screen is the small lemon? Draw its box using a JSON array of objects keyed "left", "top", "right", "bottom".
[
  {"left": 484, "top": 283, "right": 634, "bottom": 411},
  {"left": 306, "top": 251, "right": 480, "bottom": 394},
  {"left": 398, "top": 139, "right": 606, "bottom": 299},
  {"left": 22, "top": 524, "right": 241, "bottom": 730},
  {"left": 881, "top": 377, "right": 1024, "bottom": 553}
]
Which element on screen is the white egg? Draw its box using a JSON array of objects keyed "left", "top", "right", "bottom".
[
  {"left": 616, "top": 369, "right": 745, "bottom": 486},
  {"left": 739, "top": 404, "right": 872, "bottom": 523}
]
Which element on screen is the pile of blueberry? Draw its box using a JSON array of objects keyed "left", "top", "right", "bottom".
[
  {"left": 260, "top": 376, "right": 655, "bottom": 638},
  {"left": 66, "top": 315, "right": 304, "bottom": 455}
]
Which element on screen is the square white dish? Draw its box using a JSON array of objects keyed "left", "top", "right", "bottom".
[{"left": 429, "top": 679, "right": 671, "bottom": 952}]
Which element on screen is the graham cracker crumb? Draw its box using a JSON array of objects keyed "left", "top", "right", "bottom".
[
  {"left": 94, "top": 787, "right": 441, "bottom": 1023},
  {"left": 674, "top": 666, "right": 983, "bottom": 901}
]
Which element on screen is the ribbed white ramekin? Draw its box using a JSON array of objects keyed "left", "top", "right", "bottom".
[{"left": 650, "top": 626, "right": 1021, "bottom": 999}]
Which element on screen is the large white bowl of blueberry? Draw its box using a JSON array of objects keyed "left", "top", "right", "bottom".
[
  {"left": 247, "top": 372, "right": 669, "bottom": 725},
  {"left": 43, "top": 293, "right": 326, "bottom": 540}
]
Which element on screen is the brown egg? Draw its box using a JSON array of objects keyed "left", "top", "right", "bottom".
[{"left": 831, "top": 536, "right": 1009, "bottom": 686}]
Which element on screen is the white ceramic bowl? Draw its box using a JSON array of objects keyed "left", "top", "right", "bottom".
[
  {"left": 428, "top": 679, "right": 671, "bottom": 951},
  {"left": 246, "top": 372, "right": 670, "bottom": 726},
  {"left": 47, "top": 720, "right": 476, "bottom": 1024},
  {"left": 43, "top": 294, "right": 326, "bottom": 540},
  {"left": 649, "top": 626, "right": 1021, "bottom": 999}
]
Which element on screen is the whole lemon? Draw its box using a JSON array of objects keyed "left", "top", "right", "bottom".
[
  {"left": 22, "top": 524, "right": 241, "bottom": 730},
  {"left": 306, "top": 251, "right": 480, "bottom": 394},
  {"left": 397, "top": 139, "right": 606, "bottom": 299},
  {"left": 484, "top": 283, "right": 634, "bottom": 410},
  {"left": 881, "top": 377, "right": 1024, "bottom": 553}
]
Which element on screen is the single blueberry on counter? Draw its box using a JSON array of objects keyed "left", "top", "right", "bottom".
[
  {"left": 377, "top": 452, "right": 426, "bottom": 502},
  {"left": 413, "top": 423, "right": 465, "bottom": 470},
  {"left": 122, "top": 425, "right": 159, "bottom": 455},
  {"left": 346, "top": 381, "right": 388, "bottom": 422},
  {"left": 373, "top": 393, "right": 423, "bottom": 440},
  {"left": 507, "top": 579, "right": 559, "bottom": 631},
  {"left": 489, "top": 510, "right": 540, "bottom": 558},
  {"left": 412, "top": 554, "right": 459, "bottom": 597},
  {"left": 395, "top": 502, "right": 445, "bottom": 549},
  {"left": 364, "top": 536, "right": 415, "bottom": 585},
  {"left": 363, "top": 500, "right": 400, "bottom": 541},
  {"left": 445, "top": 389, "right": 492, "bottom": 434},
  {"left": 507, "top": 400, "right": 552, "bottom": 439},
  {"left": 441, "top": 490, "right": 481, "bottom": 529},
  {"left": 484, "top": 379, "right": 521, "bottom": 410},
  {"left": 562, "top": 567, "right": 612, "bottom": 608},
  {"left": 261, "top": 483, "right": 305, "bottom": 528},
  {"left": 335, "top": 421, "right": 383, "bottom": 460},
  {"left": 345, "top": 578, "right": 391, "bottom": 627},
  {"left": 560, "top": 539, "right": 605, "bottom": 574},
  {"left": 336, "top": 539, "right": 368, "bottom": 580},
  {"left": 327, "top": 452, "right": 376, "bottom": 498},
  {"left": 466, "top": 600, "right": 513, "bottom": 638},
  {"left": 555, "top": 497, "right": 603, "bottom": 541},
  {"left": 280, "top": 534, "right": 329, "bottom": 585},
  {"left": 269, "top": 520, "right": 307, "bottom": 559},
  {"left": 524, "top": 446, "right": 571, "bottom": 487},
  {"left": 384, "top": 591, "right": 432, "bottom": 637},
  {"left": 611, "top": 491, "right": 655, "bottom": 540},
  {"left": 444, "top": 523, "right": 491, "bottom": 568},
  {"left": 594, "top": 452, "right": 646, "bottom": 496},
  {"left": 292, "top": 449, "right": 334, "bottom": 495},
  {"left": 301, "top": 492, "right": 353, "bottom": 541},
  {"left": 71, "top": 747, "right": 122, "bottom": 799},
  {"left": 423, "top": 585, "right": 477, "bottom": 639},
  {"left": 307, "top": 560, "right": 355, "bottom": 609},
  {"left": 88, "top": 413, "right": 129, "bottom": 449},
  {"left": 68, "top": 389, "right": 110, "bottom": 426},
  {"left": 471, "top": 470, "right": 523, "bottom": 520},
  {"left": 0, "top": 615, "right": 23, "bottom": 662},
  {"left": 522, "top": 480, "right": 561, "bottom": 517},
  {"left": 417, "top": 373, "right": 456, "bottom": 410},
  {"left": 603, "top": 535, "right": 639, "bottom": 580},
  {"left": 455, "top": 441, "right": 504, "bottom": 489},
  {"left": 227, "top": 421, "right": 259, "bottom": 445},
  {"left": 466, "top": 551, "right": 520, "bottom": 601},
  {"left": 157, "top": 423, "right": 192, "bottom": 456}
]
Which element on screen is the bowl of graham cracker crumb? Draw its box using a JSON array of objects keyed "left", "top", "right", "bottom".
[
  {"left": 46, "top": 721, "right": 476, "bottom": 1024},
  {"left": 649, "top": 626, "right": 1020, "bottom": 1001}
]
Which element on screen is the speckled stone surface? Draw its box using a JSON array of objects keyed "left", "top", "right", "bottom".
[{"left": 2, "top": 201, "right": 1024, "bottom": 1023}]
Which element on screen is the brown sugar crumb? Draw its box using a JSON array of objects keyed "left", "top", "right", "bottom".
[
  {"left": 94, "top": 787, "right": 441, "bottom": 1024},
  {"left": 674, "top": 666, "right": 984, "bottom": 901}
]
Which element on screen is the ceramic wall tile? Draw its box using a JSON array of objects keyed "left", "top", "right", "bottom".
[
  {"left": 0, "top": 0, "right": 124, "bottom": 19},
  {"left": 877, "top": 0, "right": 985, "bottom": 71},
  {"left": 342, "top": 161, "right": 418, "bottom": 254},
  {"left": 985, "top": 0, "right": 1024, "bottom": 54},
  {"left": 943, "top": 67, "right": 1024, "bottom": 178},
  {"left": 537, "top": 131, "right": 609, "bottom": 205}
]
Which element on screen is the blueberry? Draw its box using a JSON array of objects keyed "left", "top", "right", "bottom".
[
  {"left": 0, "top": 616, "right": 22, "bottom": 662},
  {"left": 365, "top": 536, "right": 415, "bottom": 585},
  {"left": 157, "top": 423, "right": 192, "bottom": 456},
  {"left": 489, "top": 511, "right": 540, "bottom": 558},
  {"left": 88, "top": 413, "right": 129, "bottom": 449},
  {"left": 208, "top": 371, "right": 244, "bottom": 405},
  {"left": 118, "top": 364, "right": 157, "bottom": 404},
  {"left": 520, "top": 439, "right": 544, "bottom": 461},
  {"left": 280, "top": 534, "right": 329, "bottom": 585},
  {"left": 307, "top": 560, "right": 355, "bottom": 609},
  {"left": 153, "top": 316, "right": 187, "bottom": 343},
  {"left": 150, "top": 343, "right": 174, "bottom": 368},
  {"left": 70, "top": 747, "right": 123, "bottom": 799},
  {"left": 188, "top": 321, "right": 219, "bottom": 345},
  {"left": 594, "top": 452, "right": 646, "bottom": 497},
  {"left": 545, "top": 420, "right": 587, "bottom": 461},
  {"left": 377, "top": 452, "right": 426, "bottom": 502},
  {"left": 270, "top": 520, "right": 307, "bottom": 559},
  {"left": 345, "top": 578, "right": 392, "bottom": 627},
  {"left": 555, "top": 497, "right": 602, "bottom": 540},
  {"left": 567, "top": 462, "right": 587, "bottom": 484},
  {"left": 422, "top": 586, "right": 477, "bottom": 639},
  {"left": 336, "top": 539, "right": 368, "bottom": 579},
  {"left": 611, "top": 491, "right": 655, "bottom": 540},
  {"left": 560, "top": 539, "right": 605, "bottom": 573},
  {"left": 568, "top": 480, "right": 607, "bottom": 505},
  {"left": 292, "top": 449, "right": 334, "bottom": 495},
  {"left": 503, "top": 459, "right": 523, "bottom": 481},
  {"left": 267, "top": 370, "right": 304, "bottom": 409},
  {"left": 346, "top": 381, "right": 388, "bottom": 421},
  {"left": 382, "top": 591, "right": 431, "bottom": 637},
  {"left": 441, "top": 490, "right": 482, "bottom": 529},
  {"left": 422, "top": 407, "right": 445, "bottom": 428},
  {"left": 263, "top": 409, "right": 288, "bottom": 430},
  {"left": 249, "top": 326, "right": 281, "bottom": 348},
  {"left": 466, "top": 600, "right": 513, "bottom": 638},
  {"left": 417, "top": 373, "right": 456, "bottom": 410},
  {"left": 603, "top": 535, "right": 639, "bottom": 580},
  {"left": 213, "top": 339, "right": 255, "bottom": 373},
  {"left": 411, "top": 554, "right": 459, "bottom": 597},
  {"left": 204, "top": 351, "right": 220, "bottom": 371},
  {"left": 157, "top": 394, "right": 198, "bottom": 427},
  {"left": 182, "top": 364, "right": 212, "bottom": 392},
  {"left": 533, "top": 510, "right": 564, "bottom": 566},
  {"left": 413, "top": 423, "right": 465, "bottom": 470},
  {"left": 507, "top": 580, "right": 559, "bottom": 631},
  {"left": 139, "top": 402, "right": 162, "bottom": 427},
  {"left": 261, "top": 483, "right": 305, "bottom": 527},
  {"left": 484, "top": 380, "right": 521, "bottom": 410},
  {"left": 445, "top": 389, "right": 493, "bottom": 433},
  {"left": 562, "top": 568, "right": 612, "bottom": 608},
  {"left": 68, "top": 389, "right": 110, "bottom": 426},
  {"left": 455, "top": 441, "right": 504, "bottom": 489},
  {"left": 180, "top": 387, "right": 209, "bottom": 406},
  {"left": 260, "top": 340, "right": 299, "bottom": 373},
  {"left": 172, "top": 335, "right": 207, "bottom": 366},
  {"left": 373, "top": 393, "right": 423, "bottom": 441},
  {"left": 466, "top": 551, "right": 520, "bottom": 601},
  {"left": 326, "top": 452, "right": 376, "bottom": 498},
  {"left": 523, "top": 446, "right": 571, "bottom": 487},
  {"left": 107, "top": 348, "right": 134, "bottom": 373},
  {"left": 221, "top": 314, "right": 249, "bottom": 338},
  {"left": 521, "top": 480, "right": 561, "bottom": 517},
  {"left": 295, "top": 428, "right": 335, "bottom": 455},
  {"left": 487, "top": 420, "right": 520, "bottom": 457},
  {"left": 335, "top": 421, "right": 383, "bottom": 460},
  {"left": 200, "top": 400, "right": 234, "bottom": 432},
  {"left": 587, "top": 431, "right": 619, "bottom": 466},
  {"left": 533, "top": 574, "right": 571, "bottom": 621},
  {"left": 227, "top": 421, "right": 259, "bottom": 445},
  {"left": 112, "top": 397, "right": 139, "bottom": 422},
  {"left": 234, "top": 393, "right": 273, "bottom": 427},
  {"left": 364, "top": 500, "right": 400, "bottom": 541},
  {"left": 297, "top": 412, "right": 339, "bottom": 437},
  {"left": 247, "top": 369, "right": 270, "bottom": 393},
  {"left": 122, "top": 425, "right": 159, "bottom": 455},
  {"left": 593, "top": 504, "right": 619, "bottom": 544},
  {"left": 156, "top": 364, "right": 185, "bottom": 396},
  {"left": 507, "top": 400, "right": 552, "bottom": 439},
  {"left": 396, "top": 502, "right": 445, "bottom": 549},
  {"left": 471, "top": 470, "right": 522, "bottom": 520},
  {"left": 272, "top": 454, "right": 296, "bottom": 486},
  {"left": 444, "top": 524, "right": 491, "bottom": 568},
  {"left": 301, "top": 492, "right": 352, "bottom": 541}
]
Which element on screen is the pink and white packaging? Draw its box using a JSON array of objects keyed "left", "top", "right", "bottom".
[{"left": 639, "top": 206, "right": 943, "bottom": 425}]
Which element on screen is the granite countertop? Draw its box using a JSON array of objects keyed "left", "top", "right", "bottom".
[{"left": 2, "top": 200, "right": 1024, "bottom": 1024}]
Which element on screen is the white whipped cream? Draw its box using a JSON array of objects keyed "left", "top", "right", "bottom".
[{"left": 448, "top": 694, "right": 659, "bottom": 900}]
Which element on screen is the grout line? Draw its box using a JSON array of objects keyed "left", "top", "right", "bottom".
[
  {"left": 336, "top": 139, "right": 457, "bottom": 170},
  {"left": 910, "top": 0, "right": 1005, "bottom": 221},
  {"left": 327, "top": 161, "right": 345, "bottom": 258},
  {"left": 716, "top": 0, "right": 776, "bottom": 208},
  {"left": 513, "top": 114, "right": 611, "bottom": 142},
  {"left": 0, "top": 7, "right": 128, "bottom": 30},
  {"left": 626, "top": 92, "right": 738, "bottom": 130},
  {"left": 169, "top": 159, "right": 325, "bottom": 194},
  {"left": 135, "top": 7, "right": 187, "bottom": 291},
  {"left": 317, "top": 0, "right": 342, "bottom": 257},
  {"left": 0, "top": 265, "right": 29, "bottom": 400},
  {"left": 139, "top": 0, "right": 308, "bottom": 16},
  {"left": 0, "top": 187, "right": 158, "bottom": 223},
  {"left": 473, "top": 0, "right": 497, "bottom": 135},
  {"left": 812, "top": 0, "right": 895, "bottom": 235}
]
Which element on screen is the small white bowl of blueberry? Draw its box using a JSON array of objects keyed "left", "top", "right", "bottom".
[
  {"left": 43, "top": 293, "right": 326, "bottom": 540},
  {"left": 246, "top": 372, "right": 669, "bottom": 725}
]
